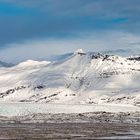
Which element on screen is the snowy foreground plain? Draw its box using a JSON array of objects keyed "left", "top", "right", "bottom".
[
  {"left": 0, "top": 103, "right": 140, "bottom": 139},
  {"left": 0, "top": 103, "right": 139, "bottom": 117}
]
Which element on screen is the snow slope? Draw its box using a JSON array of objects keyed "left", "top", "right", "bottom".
[{"left": 0, "top": 50, "right": 140, "bottom": 106}]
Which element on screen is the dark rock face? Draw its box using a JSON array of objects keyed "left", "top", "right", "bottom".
[
  {"left": 127, "top": 57, "right": 140, "bottom": 61},
  {"left": 0, "top": 86, "right": 26, "bottom": 98}
]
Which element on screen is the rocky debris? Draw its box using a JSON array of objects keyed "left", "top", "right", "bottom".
[
  {"left": 0, "top": 86, "right": 26, "bottom": 98},
  {"left": 0, "top": 112, "right": 140, "bottom": 124}
]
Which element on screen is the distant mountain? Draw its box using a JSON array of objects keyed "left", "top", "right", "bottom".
[
  {"left": 0, "top": 61, "right": 14, "bottom": 67},
  {"left": 101, "top": 48, "right": 140, "bottom": 56},
  {"left": 0, "top": 49, "right": 140, "bottom": 106}
]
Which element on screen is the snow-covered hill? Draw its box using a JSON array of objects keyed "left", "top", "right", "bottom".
[{"left": 0, "top": 49, "right": 140, "bottom": 106}]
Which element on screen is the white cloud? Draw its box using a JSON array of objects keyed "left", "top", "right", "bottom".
[{"left": 0, "top": 31, "right": 140, "bottom": 63}]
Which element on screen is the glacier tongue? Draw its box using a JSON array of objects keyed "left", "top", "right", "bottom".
[{"left": 0, "top": 51, "right": 140, "bottom": 106}]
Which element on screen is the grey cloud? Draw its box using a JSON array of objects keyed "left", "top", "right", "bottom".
[
  {"left": 2, "top": 0, "right": 140, "bottom": 18},
  {"left": 0, "top": 0, "right": 140, "bottom": 46}
]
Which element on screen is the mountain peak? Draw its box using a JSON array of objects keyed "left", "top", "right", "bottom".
[{"left": 74, "top": 49, "right": 86, "bottom": 55}]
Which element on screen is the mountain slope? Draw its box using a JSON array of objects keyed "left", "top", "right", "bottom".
[{"left": 0, "top": 50, "right": 140, "bottom": 106}]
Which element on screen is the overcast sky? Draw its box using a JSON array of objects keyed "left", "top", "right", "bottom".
[{"left": 0, "top": 0, "right": 140, "bottom": 62}]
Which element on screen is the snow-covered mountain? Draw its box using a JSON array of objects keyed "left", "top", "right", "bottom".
[{"left": 0, "top": 49, "right": 140, "bottom": 106}]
